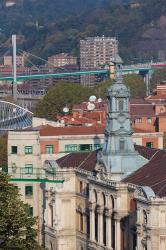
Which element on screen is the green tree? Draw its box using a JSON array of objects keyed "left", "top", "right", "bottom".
[
  {"left": 94, "top": 74, "right": 146, "bottom": 99},
  {"left": 151, "top": 68, "right": 166, "bottom": 90},
  {"left": 0, "top": 172, "right": 45, "bottom": 250},
  {"left": 35, "top": 82, "right": 94, "bottom": 120},
  {"left": 123, "top": 74, "right": 146, "bottom": 98},
  {"left": 94, "top": 79, "right": 113, "bottom": 99}
]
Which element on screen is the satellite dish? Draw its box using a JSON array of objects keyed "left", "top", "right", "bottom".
[
  {"left": 98, "top": 98, "right": 102, "bottom": 103},
  {"left": 87, "top": 103, "right": 95, "bottom": 111},
  {"left": 63, "top": 107, "right": 69, "bottom": 113},
  {"left": 89, "top": 95, "right": 97, "bottom": 102}
]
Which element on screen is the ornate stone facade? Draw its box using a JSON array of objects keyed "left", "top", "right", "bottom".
[{"left": 43, "top": 165, "right": 166, "bottom": 250}]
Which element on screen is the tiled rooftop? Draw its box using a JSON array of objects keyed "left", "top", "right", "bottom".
[
  {"left": 124, "top": 146, "right": 166, "bottom": 197},
  {"left": 130, "top": 103, "right": 155, "bottom": 116},
  {"left": 57, "top": 150, "right": 98, "bottom": 171},
  {"left": 56, "top": 144, "right": 166, "bottom": 197},
  {"left": 39, "top": 124, "right": 105, "bottom": 136}
]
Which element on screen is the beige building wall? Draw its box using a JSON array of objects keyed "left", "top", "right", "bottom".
[
  {"left": 4, "top": 55, "right": 25, "bottom": 67},
  {"left": 40, "top": 132, "right": 163, "bottom": 161},
  {"left": 45, "top": 169, "right": 77, "bottom": 250},
  {"left": 7, "top": 129, "right": 166, "bottom": 250},
  {"left": 8, "top": 131, "right": 43, "bottom": 243},
  {"left": 136, "top": 196, "right": 166, "bottom": 250}
]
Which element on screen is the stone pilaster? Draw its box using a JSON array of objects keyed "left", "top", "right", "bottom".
[
  {"left": 97, "top": 206, "right": 104, "bottom": 245},
  {"left": 105, "top": 209, "right": 113, "bottom": 249},
  {"left": 89, "top": 202, "right": 95, "bottom": 242},
  {"left": 115, "top": 218, "right": 121, "bottom": 250}
]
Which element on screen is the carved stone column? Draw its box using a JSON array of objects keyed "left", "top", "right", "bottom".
[
  {"left": 136, "top": 226, "right": 142, "bottom": 250},
  {"left": 105, "top": 209, "right": 113, "bottom": 249},
  {"left": 114, "top": 216, "right": 121, "bottom": 250},
  {"left": 89, "top": 203, "right": 95, "bottom": 242},
  {"left": 136, "top": 207, "right": 142, "bottom": 250},
  {"left": 97, "top": 206, "right": 103, "bottom": 245}
]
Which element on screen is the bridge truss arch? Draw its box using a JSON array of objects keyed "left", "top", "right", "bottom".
[{"left": 0, "top": 101, "right": 33, "bottom": 130}]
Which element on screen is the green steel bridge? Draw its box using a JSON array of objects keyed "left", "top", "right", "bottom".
[{"left": 0, "top": 62, "right": 165, "bottom": 81}]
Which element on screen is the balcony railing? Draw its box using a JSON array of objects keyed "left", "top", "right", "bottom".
[{"left": 2, "top": 167, "right": 64, "bottom": 183}]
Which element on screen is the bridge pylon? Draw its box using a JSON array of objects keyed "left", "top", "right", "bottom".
[{"left": 12, "top": 34, "right": 17, "bottom": 101}]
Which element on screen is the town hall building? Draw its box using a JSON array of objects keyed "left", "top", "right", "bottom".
[{"left": 8, "top": 57, "right": 166, "bottom": 250}]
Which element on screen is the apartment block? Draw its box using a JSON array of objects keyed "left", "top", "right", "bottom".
[
  {"left": 80, "top": 36, "right": 118, "bottom": 85},
  {"left": 4, "top": 55, "right": 25, "bottom": 67},
  {"left": 47, "top": 53, "right": 77, "bottom": 67}
]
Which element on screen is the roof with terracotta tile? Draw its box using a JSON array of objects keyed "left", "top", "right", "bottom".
[
  {"left": 56, "top": 144, "right": 158, "bottom": 173},
  {"left": 39, "top": 124, "right": 105, "bottom": 136},
  {"left": 73, "top": 101, "right": 107, "bottom": 111},
  {"left": 56, "top": 144, "right": 166, "bottom": 197},
  {"left": 37, "top": 124, "right": 162, "bottom": 136},
  {"left": 56, "top": 150, "right": 98, "bottom": 171},
  {"left": 158, "top": 112, "right": 166, "bottom": 117},
  {"left": 123, "top": 146, "right": 166, "bottom": 197},
  {"left": 130, "top": 98, "right": 149, "bottom": 104},
  {"left": 130, "top": 103, "right": 155, "bottom": 116},
  {"left": 147, "top": 95, "right": 166, "bottom": 100}
]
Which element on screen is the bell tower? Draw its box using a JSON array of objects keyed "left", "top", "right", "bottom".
[{"left": 98, "top": 55, "right": 148, "bottom": 180}]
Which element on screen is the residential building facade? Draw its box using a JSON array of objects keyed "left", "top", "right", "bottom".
[
  {"left": 80, "top": 36, "right": 118, "bottom": 85},
  {"left": 3, "top": 55, "right": 25, "bottom": 67},
  {"left": 47, "top": 53, "right": 77, "bottom": 68}
]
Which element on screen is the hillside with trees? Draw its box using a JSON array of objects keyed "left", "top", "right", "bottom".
[{"left": 0, "top": 0, "right": 166, "bottom": 63}]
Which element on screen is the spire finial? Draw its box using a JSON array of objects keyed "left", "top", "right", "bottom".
[{"left": 111, "top": 54, "right": 123, "bottom": 83}]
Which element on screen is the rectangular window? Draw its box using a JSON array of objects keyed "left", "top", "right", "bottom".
[
  {"left": 45, "top": 145, "right": 54, "bottom": 154},
  {"left": 120, "top": 140, "right": 125, "bottom": 151},
  {"left": 24, "top": 164, "right": 33, "bottom": 174},
  {"left": 147, "top": 117, "right": 152, "bottom": 124},
  {"left": 79, "top": 144, "right": 92, "bottom": 152},
  {"left": 65, "top": 144, "right": 77, "bottom": 152},
  {"left": 135, "top": 118, "right": 142, "bottom": 123},
  {"left": 25, "top": 186, "right": 33, "bottom": 197},
  {"left": 94, "top": 144, "right": 102, "bottom": 150},
  {"left": 146, "top": 142, "right": 153, "bottom": 148},
  {"left": 119, "top": 98, "right": 124, "bottom": 111},
  {"left": 11, "top": 146, "right": 17, "bottom": 154},
  {"left": 28, "top": 207, "right": 33, "bottom": 217},
  {"left": 25, "top": 146, "right": 33, "bottom": 154},
  {"left": 49, "top": 205, "right": 54, "bottom": 227}
]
